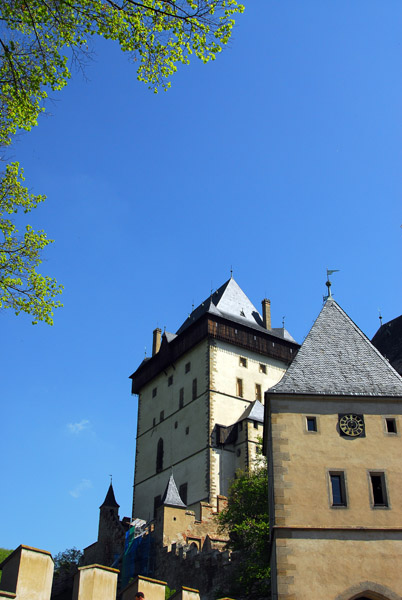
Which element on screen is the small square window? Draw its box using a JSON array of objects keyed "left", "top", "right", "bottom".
[
  {"left": 152, "top": 387, "right": 157, "bottom": 398},
  {"left": 329, "top": 472, "right": 347, "bottom": 507},
  {"left": 306, "top": 417, "right": 317, "bottom": 432},
  {"left": 255, "top": 384, "right": 262, "bottom": 401},
  {"left": 386, "top": 418, "right": 397, "bottom": 434},
  {"left": 160, "top": 410, "right": 164, "bottom": 422},
  {"left": 370, "top": 472, "right": 389, "bottom": 507},
  {"left": 179, "top": 388, "right": 184, "bottom": 409},
  {"left": 236, "top": 378, "right": 243, "bottom": 398},
  {"left": 239, "top": 357, "right": 248, "bottom": 368},
  {"left": 259, "top": 364, "right": 267, "bottom": 374},
  {"left": 185, "top": 362, "right": 191, "bottom": 373},
  {"left": 168, "top": 375, "right": 173, "bottom": 386}
]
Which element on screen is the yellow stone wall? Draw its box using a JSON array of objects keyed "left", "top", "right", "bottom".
[{"left": 267, "top": 395, "right": 402, "bottom": 599}]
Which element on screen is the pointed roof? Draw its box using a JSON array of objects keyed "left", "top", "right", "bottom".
[
  {"left": 269, "top": 298, "right": 402, "bottom": 397},
  {"left": 236, "top": 400, "right": 264, "bottom": 424},
  {"left": 100, "top": 484, "right": 119, "bottom": 509},
  {"left": 177, "top": 278, "right": 271, "bottom": 335},
  {"left": 161, "top": 474, "right": 187, "bottom": 508}
]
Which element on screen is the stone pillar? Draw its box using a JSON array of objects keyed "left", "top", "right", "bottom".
[
  {"left": 72, "top": 565, "right": 119, "bottom": 600},
  {"left": 261, "top": 299, "right": 271, "bottom": 330},
  {"left": 170, "top": 587, "right": 200, "bottom": 600},
  {"left": 121, "top": 575, "right": 166, "bottom": 600},
  {"left": 0, "top": 545, "right": 54, "bottom": 600},
  {"left": 152, "top": 328, "right": 162, "bottom": 356}
]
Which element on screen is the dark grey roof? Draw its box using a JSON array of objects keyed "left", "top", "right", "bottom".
[
  {"left": 161, "top": 474, "right": 187, "bottom": 508},
  {"left": 236, "top": 400, "right": 264, "bottom": 423},
  {"left": 269, "top": 298, "right": 402, "bottom": 397},
  {"left": 372, "top": 315, "right": 402, "bottom": 376},
  {"left": 176, "top": 277, "right": 297, "bottom": 342},
  {"left": 100, "top": 484, "right": 119, "bottom": 509},
  {"left": 271, "top": 327, "right": 297, "bottom": 343}
]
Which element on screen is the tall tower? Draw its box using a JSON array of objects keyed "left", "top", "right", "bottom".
[
  {"left": 264, "top": 297, "right": 402, "bottom": 599},
  {"left": 130, "top": 278, "right": 299, "bottom": 522}
]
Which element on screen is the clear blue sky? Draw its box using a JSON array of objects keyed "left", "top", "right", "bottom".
[{"left": 1, "top": 1, "right": 401, "bottom": 556}]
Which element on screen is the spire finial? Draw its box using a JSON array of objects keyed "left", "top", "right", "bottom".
[
  {"left": 109, "top": 474, "right": 112, "bottom": 485},
  {"left": 144, "top": 347, "right": 147, "bottom": 358},
  {"left": 323, "top": 268, "right": 339, "bottom": 302},
  {"left": 379, "top": 309, "right": 383, "bottom": 326},
  {"left": 282, "top": 316, "right": 286, "bottom": 328},
  {"left": 230, "top": 265, "right": 233, "bottom": 278}
]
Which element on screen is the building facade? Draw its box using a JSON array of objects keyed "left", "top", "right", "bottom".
[
  {"left": 264, "top": 297, "right": 402, "bottom": 599},
  {"left": 130, "top": 277, "right": 299, "bottom": 522}
]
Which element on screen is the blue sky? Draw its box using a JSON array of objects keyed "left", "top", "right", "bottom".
[{"left": 1, "top": 1, "right": 401, "bottom": 556}]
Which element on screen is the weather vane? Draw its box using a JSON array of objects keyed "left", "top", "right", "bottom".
[
  {"left": 323, "top": 268, "right": 340, "bottom": 302},
  {"left": 109, "top": 474, "right": 112, "bottom": 484},
  {"left": 230, "top": 265, "right": 233, "bottom": 278}
]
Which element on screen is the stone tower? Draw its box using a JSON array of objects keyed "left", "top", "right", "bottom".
[
  {"left": 130, "top": 277, "right": 299, "bottom": 522},
  {"left": 264, "top": 297, "right": 402, "bottom": 599}
]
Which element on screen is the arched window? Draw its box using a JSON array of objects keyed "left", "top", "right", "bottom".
[{"left": 156, "top": 438, "right": 164, "bottom": 473}]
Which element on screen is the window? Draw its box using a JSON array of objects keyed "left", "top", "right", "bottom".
[
  {"left": 239, "top": 357, "right": 248, "bottom": 368},
  {"left": 253, "top": 421, "right": 258, "bottom": 429},
  {"left": 329, "top": 472, "right": 347, "bottom": 507},
  {"left": 179, "top": 483, "right": 188, "bottom": 505},
  {"left": 179, "top": 388, "right": 184, "bottom": 409},
  {"left": 174, "top": 421, "right": 178, "bottom": 429},
  {"left": 192, "top": 378, "right": 197, "bottom": 400},
  {"left": 306, "top": 416, "right": 317, "bottom": 432},
  {"left": 370, "top": 472, "right": 388, "bottom": 507},
  {"left": 236, "top": 378, "right": 243, "bottom": 398},
  {"left": 255, "top": 384, "right": 262, "bottom": 401},
  {"left": 385, "top": 418, "right": 397, "bottom": 434},
  {"left": 152, "top": 387, "right": 157, "bottom": 398},
  {"left": 156, "top": 438, "right": 164, "bottom": 473},
  {"left": 259, "top": 364, "right": 267, "bottom": 374},
  {"left": 185, "top": 362, "right": 191, "bottom": 373},
  {"left": 168, "top": 375, "right": 173, "bottom": 386},
  {"left": 160, "top": 410, "right": 164, "bottom": 422},
  {"left": 153, "top": 495, "right": 162, "bottom": 517},
  {"left": 185, "top": 426, "right": 189, "bottom": 435},
  {"left": 153, "top": 417, "right": 156, "bottom": 427},
  {"left": 236, "top": 448, "right": 241, "bottom": 457}
]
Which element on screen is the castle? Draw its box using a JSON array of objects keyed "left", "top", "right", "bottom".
[{"left": 5, "top": 278, "right": 401, "bottom": 599}]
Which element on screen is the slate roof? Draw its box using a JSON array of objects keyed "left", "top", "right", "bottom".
[
  {"left": 176, "top": 277, "right": 297, "bottom": 342},
  {"left": 100, "top": 484, "right": 119, "bottom": 508},
  {"left": 269, "top": 298, "right": 402, "bottom": 397},
  {"left": 236, "top": 400, "right": 264, "bottom": 424},
  {"left": 161, "top": 474, "right": 187, "bottom": 508},
  {"left": 372, "top": 315, "right": 402, "bottom": 376}
]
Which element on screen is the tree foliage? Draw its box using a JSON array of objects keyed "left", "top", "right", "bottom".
[
  {"left": 53, "top": 547, "right": 83, "bottom": 573},
  {"left": 0, "top": 162, "right": 62, "bottom": 324},
  {"left": 218, "top": 452, "right": 270, "bottom": 597},
  {"left": 0, "top": 0, "right": 244, "bottom": 324},
  {"left": 0, "top": 548, "right": 13, "bottom": 583}
]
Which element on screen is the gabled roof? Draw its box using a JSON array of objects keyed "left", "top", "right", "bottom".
[
  {"left": 100, "top": 484, "right": 119, "bottom": 509},
  {"left": 176, "top": 277, "right": 296, "bottom": 342},
  {"left": 161, "top": 474, "right": 187, "bottom": 508},
  {"left": 236, "top": 400, "right": 264, "bottom": 424},
  {"left": 269, "top": 298, "right": 402, "bottom": 397}
]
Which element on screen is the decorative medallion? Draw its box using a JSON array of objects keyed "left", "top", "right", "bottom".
[{"left": 338, "top": 414, "right": 365, "bottom": 437}]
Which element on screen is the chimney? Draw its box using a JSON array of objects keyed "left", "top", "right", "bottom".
[
  {"left": 152, "top": 328, "right": 162, "bottom": 356},
  {"left": 262, "top": 299, "right": 271, "bottom": 330}
]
